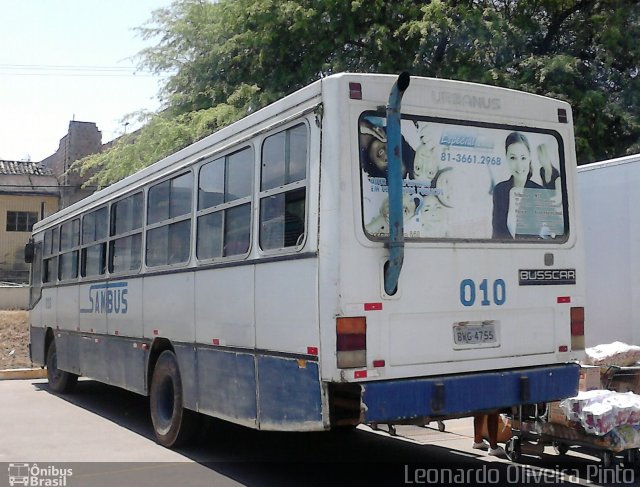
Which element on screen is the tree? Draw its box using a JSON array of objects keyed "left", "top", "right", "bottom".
[{"left": 76, "top": 0, "right": 640, "bottom": 186}]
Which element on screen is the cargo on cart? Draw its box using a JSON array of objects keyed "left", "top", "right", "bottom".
[{"left": 505, "top": 341, "right": 640, "bottom": 468}]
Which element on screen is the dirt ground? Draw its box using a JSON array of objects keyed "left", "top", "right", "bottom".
[{"left": 0, "top": 310, "right": 32, "bottom": 369}]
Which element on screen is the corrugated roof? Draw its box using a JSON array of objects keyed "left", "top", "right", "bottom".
[{"left": 0, "top": 160, "right": 53, "bottom": 176}]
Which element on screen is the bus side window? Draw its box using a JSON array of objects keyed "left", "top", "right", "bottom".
[
  {"left": 43, "top": 257, "right": 57, "bottom": 283},
  {"left": 223, "top": 204, "right": 251, "bottom": 256},
  {"left": 30, "top": 240, "right": 43, "bottom": 307},
  {"left": 59, "top": 218, "right": 80, "bottom": 281},
  {"left": 42, "top": 227, "right": 58, "bottom": 283},
  {"left": 110, "top": 192, "right": 143, "bottom": 273},
  {"left": 196, "top": 147, "right": 253, "bottom": 261},
  {"left": 259, "top": 123, "right": 307, "bottom": 250},
  {"left": 146, "top": 172, "right": 193, "bottom": 267},
  {"left": 81, "top": 207, "right": 108, "bottom": 277}
]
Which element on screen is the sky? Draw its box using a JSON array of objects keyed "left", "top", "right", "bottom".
[{"left": 0, "top": 0, "right": 174, "bottom": 162}]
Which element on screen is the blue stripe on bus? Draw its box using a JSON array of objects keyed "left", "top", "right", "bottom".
[
  {"left": 40, "top": 330, "right": 321, "bottom": 428},
  {"left": 257, "top": 355, "right": 322, "bottom": 427},
  {"left": 361, "top": 363, "right": 579, "bottom": 422},
  {"left": 198, "top": 348, "right": 258, "bottom": 422}
]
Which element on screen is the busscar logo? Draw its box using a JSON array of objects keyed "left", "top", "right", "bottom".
[
  {"left": 519, "top": 269, "right": 577, "bottom": 286},
  {"left": 7, "top": 464, "right": 73, "bottom": 487}
]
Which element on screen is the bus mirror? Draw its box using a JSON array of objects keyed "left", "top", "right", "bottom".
[{"left": 24, "top": 240, "right": 35, "bottom": 264}]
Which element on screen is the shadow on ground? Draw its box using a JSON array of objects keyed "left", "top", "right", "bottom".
[{"left": 32, "top": 380, "right": 638, "bottom": 487}]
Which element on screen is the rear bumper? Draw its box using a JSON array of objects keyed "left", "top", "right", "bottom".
[{"left": 360, "top": 363, "right": 580, "bottom": 423}]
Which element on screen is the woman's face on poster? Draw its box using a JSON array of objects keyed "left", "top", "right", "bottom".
[
  {"left": 506, "top": 142, "right": 530, "bottom": 179},
  {"left": 368, "top": 139, "right": 387, "bottom": 172},
  {"left": 414, "top": 150, "right": 438, "bottom": 180}
]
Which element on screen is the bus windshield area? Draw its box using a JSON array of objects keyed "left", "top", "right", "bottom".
[{"left": 359, "top": 113, "right": 568, "bottom": 242}]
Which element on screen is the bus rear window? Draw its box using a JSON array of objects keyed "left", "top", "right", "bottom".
[{"left": 359, "top": 113, "right": 568, "bottom": 242}]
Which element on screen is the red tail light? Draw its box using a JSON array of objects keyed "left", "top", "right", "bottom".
[
  {"left": 337, "top": 334, "right": 366, "bottom": 350},
  {"left": 337, "top": 317, "right": 366, "bottom": 368},
  {"left": 570, "top": 307, "right": 585, "bottom": 350}
]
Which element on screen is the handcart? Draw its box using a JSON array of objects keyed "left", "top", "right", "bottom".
[
  {"left": 504, "top": 366, "right": 640, "bottom": 469},
  {"left": 601, "top": 365, "right": 640, "bottom": 394},
  {"left": 505, "top": 403, "right": 640, "bottom": 468}
]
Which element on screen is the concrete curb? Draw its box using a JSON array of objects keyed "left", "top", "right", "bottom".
[{"left": 0, "top": 367, "right": 47, "bottom": 380}]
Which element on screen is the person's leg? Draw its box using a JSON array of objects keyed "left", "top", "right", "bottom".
[
  {"left": 473, "top": 415, "right": 484, "bottom": 443},
  {"left": 486, "top": 413, "right": 506, "bottom": 457},
  {"left": 472, "top": 415, "right": 489, "bottom": 450},
  {"left": 486, "top": 413, "right": 499, "bottom": 448}
]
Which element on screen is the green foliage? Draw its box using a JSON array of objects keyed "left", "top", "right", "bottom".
[
  {"left": 72, "top": 102, "right": 245, "bottom": 188},
  {"left": 79, "top": 0, "right": 640, "bottom": 185}
]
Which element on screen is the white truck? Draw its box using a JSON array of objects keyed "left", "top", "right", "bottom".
[{"left": 577, "top": 154, "right": 640, "bottom": 347}]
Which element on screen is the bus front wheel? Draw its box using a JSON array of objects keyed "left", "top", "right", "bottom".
[
  {"left": 149, "top": 350, "right": 198, "bottom": 448},
  {"left": 46, "top": 339, "right": 78, "bottom": 394}
]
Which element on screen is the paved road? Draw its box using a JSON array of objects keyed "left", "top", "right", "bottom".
[{"left": 0, "top": 379, "right": 636, "bottom": 486}]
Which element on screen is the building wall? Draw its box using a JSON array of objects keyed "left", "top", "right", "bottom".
[
  {"left": 0, "top": 285, "right": 28, "bottom": 310},
  {"left": 0, "top": 194, "right": 59, "bottom": 282},
  {"left": 41, "top": 120, "right": 102, "bottom": 207}
]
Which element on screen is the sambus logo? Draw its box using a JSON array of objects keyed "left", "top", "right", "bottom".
[{"left": 80, "top": 281, "right": 129, "bottom": 314}]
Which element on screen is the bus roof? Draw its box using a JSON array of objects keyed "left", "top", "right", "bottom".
[{"left": 33, "top": 72, "right": 571, "bottom": 232}]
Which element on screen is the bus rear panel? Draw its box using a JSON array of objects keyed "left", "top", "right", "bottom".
[{"left": 318, "top": 74, "right": 583, "bottom": 427}]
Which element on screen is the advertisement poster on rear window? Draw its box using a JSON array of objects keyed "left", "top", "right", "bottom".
[{"left": 359, "top": 114, "right": 567, "bottom": 241}]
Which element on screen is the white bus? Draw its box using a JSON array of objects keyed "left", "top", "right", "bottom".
[{"left": 26, "top": 73, "right": 585, "bottom": 448}]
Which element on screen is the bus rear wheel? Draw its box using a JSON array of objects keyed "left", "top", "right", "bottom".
[
  {"left": 46, "top": 339, "right": 78, "bottom": 394},
  {"left": 149, "top": 350, "right": 199, "bottom": 448}
]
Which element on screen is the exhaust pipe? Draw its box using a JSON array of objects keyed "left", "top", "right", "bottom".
[{"left": 384, "top": 72, "right": 410, "bottom": 296}]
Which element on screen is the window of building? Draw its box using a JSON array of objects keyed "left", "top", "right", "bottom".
[
  {"left": 196, "top": 147, "right": 253, "bottom": 260},
  {"left": 259, "top": 124, "right": 307, "bottom": 250},
  {"left": 146, "top": 173, "right": 193, "bottom": 267},
  {"left": 6, "top": 211, "right": 38, "bottom": 232}
]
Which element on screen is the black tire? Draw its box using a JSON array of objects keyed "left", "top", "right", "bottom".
[
  {"left": 505, "top": 437, "right": 522, "bottom": 462},
  {"left": 46, "top": 339, "right": 78, "bottom": 394},
  {"left": 553, "top": 441, "right": 569, "bottom": 456},
  {"left": 329, "top": 424, "right": 358, "bottom": 434},
  {"left": 149, "top": 350, "right": 199, "bottom": 448},
  {"left": 625, "top": 448, "right": 640, "bottom": 468}
]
